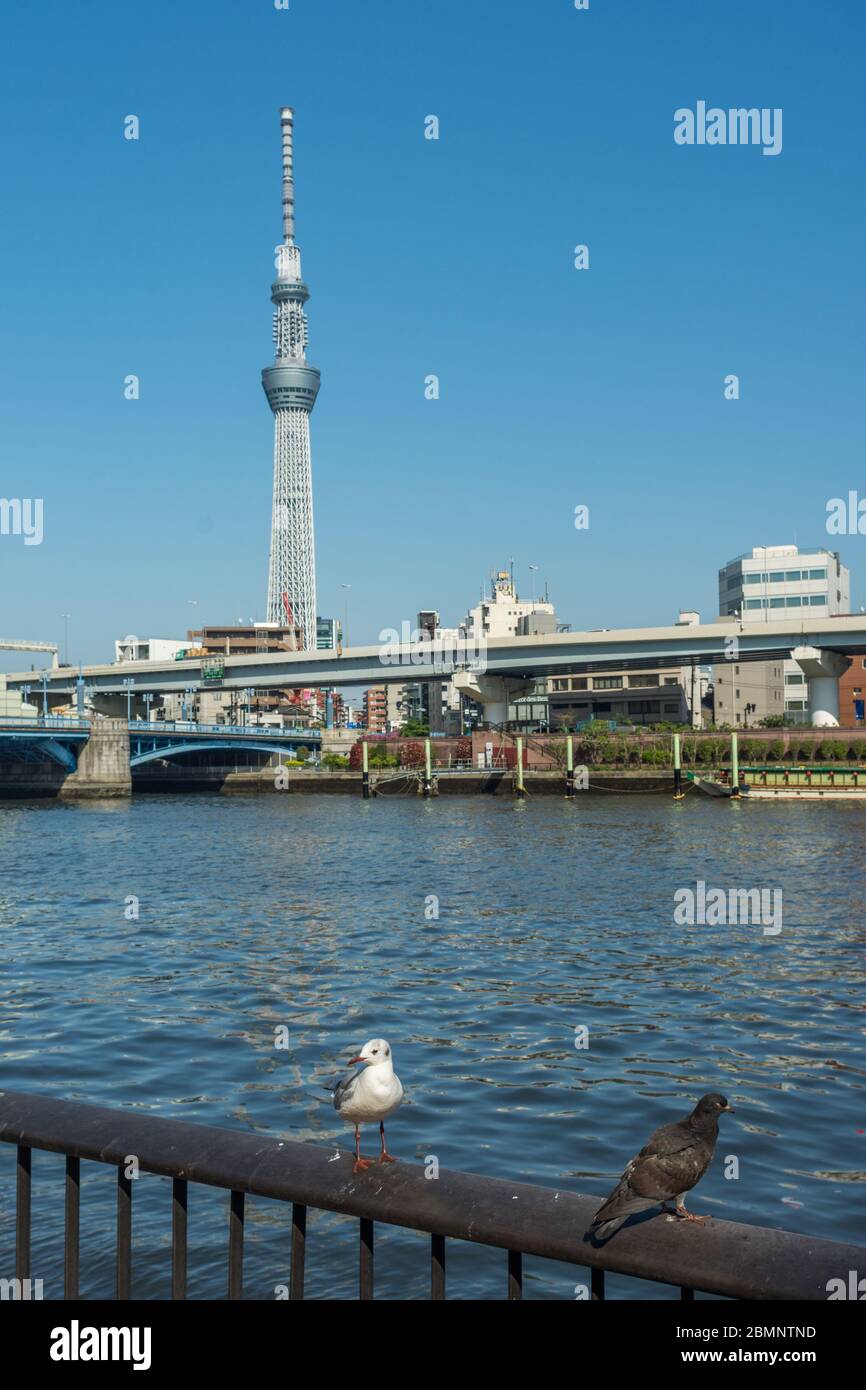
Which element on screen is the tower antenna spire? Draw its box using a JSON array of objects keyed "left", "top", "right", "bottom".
[
  {"left": 280, "top": 105, "right": 295, "bottom": 244},
  {"left": 262, "top": 106, "right": 320, "bottom": 647}
]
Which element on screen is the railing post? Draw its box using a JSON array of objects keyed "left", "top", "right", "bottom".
[
  {"left": 15, "top": 1144, "right": 31, "bottom": 1282},
  {"left": 431, "top": 1233, "right": 446, "bottom": 1300},
  {"left": 290, "top": 1203, "right": 307, "bottom": 1300},
  {"left": 673, "top": 732, "right": 683, "bottom": 799},
  {"left": 361, "top": 740, "right": 370, "bottom": 799},
  {"left": 116, "top": 1165, "right": 132, "bottom": 1300},
  {"left": 64, "top": 1154, "right": 80, "bottom": 1299},
  {"left": 359, "top": 1218, "right": 374, "bottom": 1300},
  {"left": 731, "top": 730, "right": 740, "bottom": 797},
  {"left": 228, "top": 1190, "right": 244, "bottom": 1300},
  {"left": 172, "top": 1177, "right": 188, "bottom": 1300},
  {"left": 565, "top": 734, "right": 574, "bottom": 798},
  {"left": 507, "top": 1249, "right": 522, "bottom": 1298},
  {"left": 423, "top": 738, "right": 433, "bottom": 796}
]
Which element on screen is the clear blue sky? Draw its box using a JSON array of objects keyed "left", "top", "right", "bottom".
[{"left": 1, "top": 0, "right": 864, "bottom": 667}]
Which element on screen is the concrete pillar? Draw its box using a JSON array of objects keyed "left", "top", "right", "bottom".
[
  {"left": 59, "top": 718, "right": 131, "bottom": 798},
  {"left": 791, "top": 646, "right": 850, "bottom": 728},
  {"left": 452, "top": 672, "right": 532, "bottom": 728}
]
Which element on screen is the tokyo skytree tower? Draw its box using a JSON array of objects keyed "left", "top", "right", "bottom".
[{"left": 262, "top": 107, "right": 321, "bottom": 644}]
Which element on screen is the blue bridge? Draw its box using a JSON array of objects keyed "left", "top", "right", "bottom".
[{"left": 0, "top": 718, "right": 320, "bottom": 775}]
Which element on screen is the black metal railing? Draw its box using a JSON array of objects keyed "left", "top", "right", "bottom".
[{"left": 1, "top": 1090, "right": 860, "bottom": 1300}]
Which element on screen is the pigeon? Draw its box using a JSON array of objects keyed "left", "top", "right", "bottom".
[
  {"left": 333, "top": 1038, "right": 404, "bottom": 1174},
  {"left": 592, "top": 1092, "right": 733, "bottom": 1239}
]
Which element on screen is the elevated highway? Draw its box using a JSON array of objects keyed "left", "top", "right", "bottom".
[{"left": 5, "top": 615, "right": 866, "bottom": 725}]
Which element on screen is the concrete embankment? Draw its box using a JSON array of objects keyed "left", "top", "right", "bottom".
[{"left": 131, "top": 768, "right": 673, "bottom": 795}]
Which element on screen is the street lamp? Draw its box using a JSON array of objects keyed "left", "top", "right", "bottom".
[
  {"left": 122, "top": 677, "right": 135, "bottom": 722},
  {"left": 340, "top": 583, "right": 351, "bottom": 648},
  {"left": 61, "top": 613, "right": 70, "bottom": 666}
]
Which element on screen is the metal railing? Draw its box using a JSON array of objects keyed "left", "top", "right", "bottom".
[
  {"left": 0, "top": 716, "right": 90, "bottom": 731},
  {"left": 1, "top": 1090, "right": 859, "bottom": 1301},
  {"left": 127, "top": 721, "right": 320, "bottom": 738}
]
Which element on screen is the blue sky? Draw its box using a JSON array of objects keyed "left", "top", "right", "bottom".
[{"left": 1, "top": 0, "right": 864, "bottom": 666}]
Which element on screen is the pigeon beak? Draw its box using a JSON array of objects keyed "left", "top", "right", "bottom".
[{"left": 723, "top": 1104, "right": 735, "bottom": 1112}]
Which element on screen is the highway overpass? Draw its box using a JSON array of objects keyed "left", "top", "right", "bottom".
[{"left": 6, "top": 616, "right": 866, "bottom": 724}]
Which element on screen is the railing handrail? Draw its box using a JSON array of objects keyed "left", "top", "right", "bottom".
[
  {"left": 127, "top": 721, "right": 320, "bottom": 737},
  {"left": 0, "top": 716, "right": 90, "bottom": 730},
  {"left": 0, "top": 1089, "right": 858, "bottom": 1300}
]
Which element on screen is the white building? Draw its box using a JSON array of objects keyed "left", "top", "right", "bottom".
[
  {"left": 114, "top": 635, "right": 187, "bottom": 664},
  {"left": 716, "top": 545, "right": 850, "bottom": 724},
  {"left": 460, "top": 570, "right": 555, "bottom": 643}
]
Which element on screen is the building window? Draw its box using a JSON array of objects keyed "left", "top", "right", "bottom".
[
  {"left": 573, "top": 678, "right": 588, "bottom": 690},
  {"left": 809, "top": 569, "right": 827, "bottom": 580},
  {"left": 593, "top": 677, "right": 623, "bottom": 690}
]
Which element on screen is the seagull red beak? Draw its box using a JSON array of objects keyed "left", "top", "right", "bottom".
[{"left": 348, "top": 1055, "right": 364, "bottom": 1066}]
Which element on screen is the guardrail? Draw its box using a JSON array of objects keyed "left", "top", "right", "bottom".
[
  {"left": 0, "top": 1090, "right": 858, "bottom": 1301},
  {"left": 0, "top": 717, "right": 90, "bottom": 731},
  {"left": 128, "top": 721, "right": 320, "bottom": 738}
]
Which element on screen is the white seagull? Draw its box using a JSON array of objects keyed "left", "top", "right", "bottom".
[{"left": 333, "top": 1038, "right": 404, "bottom": 1173}]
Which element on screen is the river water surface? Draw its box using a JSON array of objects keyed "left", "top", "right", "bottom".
[{"left": 1, "top": 794, "right": 864, "bottom": 1299}]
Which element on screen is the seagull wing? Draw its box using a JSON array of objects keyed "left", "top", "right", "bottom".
[{"left": 332, "top": 1069, "right": 360, "bottom": 1113}]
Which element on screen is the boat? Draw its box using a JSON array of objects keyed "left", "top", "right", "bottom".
[{"left": 689, "top": 774, "right": 749, "bottom": 799}]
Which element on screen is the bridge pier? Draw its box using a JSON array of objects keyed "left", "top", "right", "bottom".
[
  {"left": 791, "top": 646, "right": 850, "bottom": 728},
  {"left": 452, "top": 673, "right": 533, "bottom": 728},
  {"left": 59, "top": 718, "right": 131, "bottom": 798}
]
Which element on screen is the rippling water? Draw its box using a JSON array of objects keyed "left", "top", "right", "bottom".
[{"left": 1, "top": 793, "right": 864, "bottom": 1299}]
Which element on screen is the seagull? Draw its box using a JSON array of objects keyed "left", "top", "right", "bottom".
[
  {"left": 592, "top": 1092, "right": 734, "bottom": 1239},
  {"left": 333, "top": 1038, "right": 404, "bottom": 1174}
]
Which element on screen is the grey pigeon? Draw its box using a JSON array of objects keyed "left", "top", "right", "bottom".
[{"left": 592, "top": 1093, "right": 733, "bottom": 1239}]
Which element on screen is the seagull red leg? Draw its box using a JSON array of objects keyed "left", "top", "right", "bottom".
[
  {"left": 353, "top": 1125, "right": 373, "bottom": 1174},
  {"left": 379, "top": 1120, "right": 396, "bottom": 1164}
]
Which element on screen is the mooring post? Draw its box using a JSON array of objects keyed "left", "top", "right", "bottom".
[
  {"left": 423, "top": 738, "right": 433, "bottom": 797},
  {"left": 515, "top": 736, "right": 526, "bottom": 799},
  {"left": 361, "top": 739, "right": 370, "bottom": 799},
  {"left": 673, "top": 732, "right": 683, "bottom": 799},
  {"left": 565, "top": 734, "right": 574, "bottom": 798},
  {"left": 731, "top": 731, "right": 739, "bottom": 798}
]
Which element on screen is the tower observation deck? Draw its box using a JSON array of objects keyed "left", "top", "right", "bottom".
[{"left": 262, "top": 106, "right": 320, "bottom": 645}]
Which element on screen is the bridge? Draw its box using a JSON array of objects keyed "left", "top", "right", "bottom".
[
  {"left": 6, "top": 615, "right": 866, "bottom": 726},
  {"left": 0, "top": 717, "right": 319, "bottom": 791}
]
